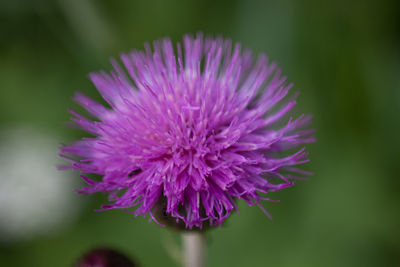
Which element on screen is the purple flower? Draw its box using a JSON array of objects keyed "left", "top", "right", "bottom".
[
  {"left": 61, "top": 34, "right": 314, "bottom": 229},
  {"left": 76, "top": 247, "right": 136, "bottom": 267}
]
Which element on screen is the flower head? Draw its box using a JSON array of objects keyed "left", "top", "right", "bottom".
[
  {"left": 76, "top": 247, "right": 136, "bottom": 267},
  {"left": 61, "top": 34, "right": 314, "bottom": 229}
]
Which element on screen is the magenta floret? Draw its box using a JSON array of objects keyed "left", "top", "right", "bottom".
[{"left": 61, "top": 34, "right": 314, "bottom": 229}]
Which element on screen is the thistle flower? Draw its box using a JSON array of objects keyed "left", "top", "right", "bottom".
[
  {"left": 61, "top": 34, "right": 314, "bottom": 229},
  {"left": 76, "top": 247, "right": 136, "bottom": 267}
]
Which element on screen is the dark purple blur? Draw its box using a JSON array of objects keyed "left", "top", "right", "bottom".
[{"left": 76, "top": 247, "right": 136, "bottom": 267}]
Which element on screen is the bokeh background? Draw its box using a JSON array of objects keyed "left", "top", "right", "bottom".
[{"left": 1, "top": 0, "right": 399, "bottom": 266}]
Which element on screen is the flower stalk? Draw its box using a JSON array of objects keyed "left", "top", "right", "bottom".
[{"left": 182, "top": 232, "right": 206, "bottom": 267}]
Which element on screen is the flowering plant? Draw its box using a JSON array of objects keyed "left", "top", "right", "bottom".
[{"left": 61, "top": 34, "right": 314, "bottom": 231}]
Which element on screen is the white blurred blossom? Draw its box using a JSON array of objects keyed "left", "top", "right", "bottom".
[{"left": 0, "top": 127, "right": 81, "bottom": 242}]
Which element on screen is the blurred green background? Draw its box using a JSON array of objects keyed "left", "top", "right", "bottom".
[{"left": 0, "top": 0, "right": 399, "bottom": 266}]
